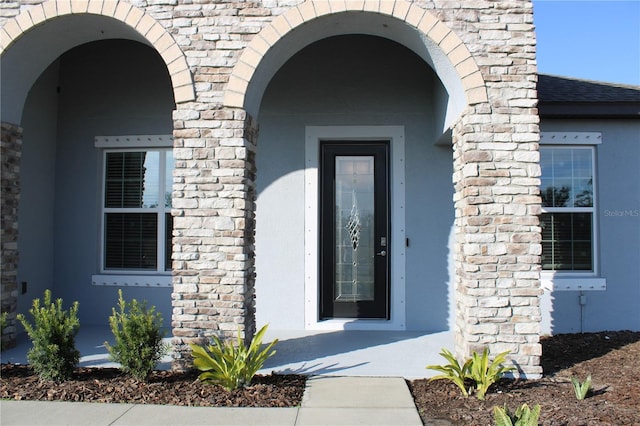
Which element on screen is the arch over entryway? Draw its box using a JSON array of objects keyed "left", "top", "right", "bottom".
[
  {"left": 0, "top": 0, "right": 194, "bottom": 124},
  {"left": 224, "top": 0, "right": 487, "bottom": 127}
]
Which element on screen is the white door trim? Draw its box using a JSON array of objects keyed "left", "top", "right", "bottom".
[{"left": 304, "top": 126, "right": 406, "bottom": 330}]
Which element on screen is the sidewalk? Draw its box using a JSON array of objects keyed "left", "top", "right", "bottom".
[{"left": 1, "top": 376, "right": 440, "bottom": 426}]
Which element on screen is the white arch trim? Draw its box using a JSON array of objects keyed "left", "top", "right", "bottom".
[
  {"left": 0, "top": 0, "right": 194, "bottom": 107},
  {"left": 224, "top": 0, "right": 488, "bottom": 116}
]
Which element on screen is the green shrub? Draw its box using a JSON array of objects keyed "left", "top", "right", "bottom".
[
  {"left": 190, "top": 324, "right": 278, "bottom": 391},
  {"left": 571, "top": 375, "right": 592, "bottom": 400},
  {"left": 493, "top": 403, "right": 541, "bottom": 426},
  {"left": 427, "top": 347, "right": 514, "bottom": 400},
  {"left": 105, "top": 290, "right": 169, "bottom": 382},
  {"left": 17, "top": 290, "right": 80, "bottom": 382},
  {"left": 0, "top": 311, "right": 7, "bottom": 351}
]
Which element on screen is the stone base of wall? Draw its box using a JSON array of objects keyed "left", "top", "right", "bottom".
[{"left": 1, "top": 122, "right": 22, "bottom": 350}]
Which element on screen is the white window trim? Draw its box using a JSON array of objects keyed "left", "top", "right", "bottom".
[
  {"left": 93, "top": 135, "right": 173, "bottom": 287},
  {"left": 540, "top": 132, "right": 606, "bottom": 291},
  {"left": 304, "top": 126, "right": 406, "bottom": 330}
]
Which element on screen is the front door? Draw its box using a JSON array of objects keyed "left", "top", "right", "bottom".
[{"left": 319, "top": 142, "right": 390, "bottom": 319}]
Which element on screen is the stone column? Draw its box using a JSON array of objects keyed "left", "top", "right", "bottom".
[
  {"left": 1, "top": 122, "right": 22, "bottom": 350},
  {"left": 170, "top": 106, "right": 258, "bottom": 369},
  {"left": 452, "top": 101, "right": 542, "bottom": 378}
]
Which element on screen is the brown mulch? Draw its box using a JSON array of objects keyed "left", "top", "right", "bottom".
[
  {"left": 409, "top": 330, "right": 640, "bottom": 425},
  {"left": 1, "top": 330, "right": 639, "bottom": 425},
  {"left": 0, "top": 367, "right": 306, "bottom": 407}
]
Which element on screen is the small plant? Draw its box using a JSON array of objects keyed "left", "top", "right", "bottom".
[
  {"left": 468, "top": 348, "right": 515, "bottom": 400},
  {"left": 0, "top": 311, "right": 7, "bottom": 351},
  {"left": 571, "top": 375, "right": 592, "bottom": 400},
  {"left": 105, "top": 290, "right": 169, "bottom": 381},
  {"left": 426, "top": 348, "right": 473, "bottom": 396},
  {"left": 190, "top": 324, "right": 277, "bottom": 391},
  {"left": 16, "top": 290, "right": 80, "bottom": 382},
  {"left": 427, "top": 347, "right": 514, "bottom": 400},
  {"left": 493, "top": 403, "right": 541, "bottom": 426}
]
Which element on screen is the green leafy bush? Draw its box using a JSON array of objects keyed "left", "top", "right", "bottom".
[
  {"left": 190, "top": 324, "right": 278, "bottom": 391},
  {"left": 571, "top": 375, "right": 592, "bottom": 400},
  {"left": 493, "top": 403, "right": 541, "bottom": 426},
  {"left": 427, "top": 347, "right": 514, "bottom": 400},
  {"left": 17, "top": 290, "right": 80, "bottom": 381},
  {"left": 0, "top": 311, "right": 8, "bottom": 351},
  {"left": 105, "top": 290, "right": 169, "bottom": 381}
]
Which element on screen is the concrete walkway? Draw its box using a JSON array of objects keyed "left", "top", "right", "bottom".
[{"left": 0, "top": 376, "right": 433, "bottom": 426}]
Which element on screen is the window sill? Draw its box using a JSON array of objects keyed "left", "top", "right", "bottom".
[
  {"left": 541, "top": 275, "right": 606, "bottom": 292},
  {"left": 92, "top": 274, "right": 172, "bottom": 288}
]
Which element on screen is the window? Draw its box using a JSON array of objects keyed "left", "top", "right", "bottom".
[
  {"left": 102, "top": 149, "right": 174, "bottom": 273},
  {"left": 540, "top": 146, "right": 595, "bottom": 272}
]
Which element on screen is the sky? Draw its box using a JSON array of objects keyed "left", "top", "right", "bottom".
[{"left": 533, "top": 0, "right": 640, "bottom": 85}]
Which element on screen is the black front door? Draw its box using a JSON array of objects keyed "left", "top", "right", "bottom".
[{"left": 319, "top": 141, "right": 390, "bottom": 319}]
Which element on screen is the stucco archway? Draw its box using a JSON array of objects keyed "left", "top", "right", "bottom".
[
  {"left": 0, "top": 0, "right": 194, "bottom": 125},
  {"left": 224, "top": 0, "right": 487, "bottom": 129}
]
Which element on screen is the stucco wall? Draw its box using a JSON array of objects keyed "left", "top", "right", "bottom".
[
  {"left": 539, "top": 119, "right": 640, "bottom": 334},
  {"left": 17, "top": 39, "right": 175, "bottom": 325}
]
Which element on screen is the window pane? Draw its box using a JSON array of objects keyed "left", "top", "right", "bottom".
[
  {"left": 165, "top": 151, "right": 174, "bottom": 208},
  {"left": 540, "top": 213, "right": 593, "bottom": 271},
  {"left": 105, "top": 213, "right": 157, "bottom": 270},
  {"left": 540, "top": 147, "right": 593, "bottom": 208},
  {"left": 165, "top": 213, "right": 173, "bottom": 271},
  {"left": 105, "top": 152, "right": 160, "bottom": 208}
]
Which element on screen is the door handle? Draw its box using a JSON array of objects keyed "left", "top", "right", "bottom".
[{"left": 376, "top": 250, "right": 387, "bottom": 257}]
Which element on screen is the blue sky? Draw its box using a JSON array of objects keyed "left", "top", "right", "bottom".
[{"left": 533, "top": 0, "right": 640, "bottom": 85}]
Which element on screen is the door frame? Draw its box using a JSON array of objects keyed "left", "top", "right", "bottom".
[{"left": 304, "top": 126, "right": 406, "bottom": 330}]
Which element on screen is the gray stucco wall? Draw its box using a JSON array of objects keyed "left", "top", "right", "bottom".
[
  {"left": 17, "top": 39, "right": 175, "bottom": 326},
  {"left": 540, "top": 119, "right": 640, "bottom": 334},
  {"left": 255, "top": 35, "right": 454, "bottom": 331}
]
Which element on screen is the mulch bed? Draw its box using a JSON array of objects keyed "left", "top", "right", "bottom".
[
  {"left": 2, "top": 330, "right": 639, "bottom": 425},
  {"left": 0, "top": 367, "right": 306, "bottom": 407},
  {"left": 409, "top": 330, "right": 640, "bottom": 425}
]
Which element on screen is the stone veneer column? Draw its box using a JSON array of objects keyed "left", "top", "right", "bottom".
[
  {"left": 170, "top": 106, "right": 258, "bottom": 369},
  {"left": 1, "top": 122, "right": 22, "bottom": 350}
]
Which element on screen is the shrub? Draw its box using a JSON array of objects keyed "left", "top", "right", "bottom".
[
  {"left": 16, "top": 290, "right": 80, "bottom": 381},
  {"left": 493, "top": 403, "right": 541, "bottom": 426},
  {"left": 427, "top": 347, "right": 514, "bottom": 400},
  {"left": 0, "top": 311, "right": 7, "bottom": 351},
  {"left": 105, "top": 290, "right": 169, "bottom": 381},
  {"left": 190, "top": 324, "right": 278, "bottom": 391},
  {"left": 571, "top": 375, "right": 592, "bottom": 400}
]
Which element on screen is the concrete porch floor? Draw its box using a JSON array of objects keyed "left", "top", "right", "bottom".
[{"left": 1, "top": 326, "right": 453, "bottom": 379}]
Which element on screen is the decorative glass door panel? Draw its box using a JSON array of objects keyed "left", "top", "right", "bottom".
[
  {"left": 320, "top": 142, "right": 390, "bottom": 319},
  {"left": 335, "top": 156, "right": 375, "bottom": 302}
]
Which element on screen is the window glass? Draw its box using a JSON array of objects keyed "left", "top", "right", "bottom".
[
  {"left": 103, "top": 149, "right": 172, "bottom": 272},
  {"left": 105, "top": 213, "right": 158, "bottom": 270},
  {"left": 540, "top": 146, "right": 595, "bottom": 272},
  {"left": 105, "top": 152, "right": 160, "bottom": 208}
]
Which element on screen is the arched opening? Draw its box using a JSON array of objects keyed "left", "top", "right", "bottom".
[
  {"left": 1, "top": 9, "right": 180, "bottom": 332},
  {"left": 17, "top": 39, "right": 176, "bottom": 325},
  {"left": 255, "top": 34, "right": 455, "bottom": 332}
]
